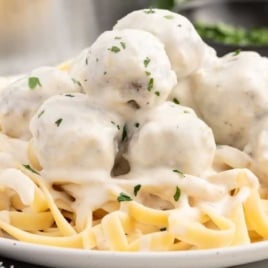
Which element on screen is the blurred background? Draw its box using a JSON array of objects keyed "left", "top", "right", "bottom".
[{"left": 1, "top": 0, "right": 268, "bottom": 75}]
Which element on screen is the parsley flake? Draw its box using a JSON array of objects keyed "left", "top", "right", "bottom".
[
  {"left": 173, "top": 186, "right": 181, "bottom": 202},
  {"left": 144, "top": 57, "right": 151, "bottom": 68},
  {"left": 173, "top": 98, "right": 180, "bottom": 105},
  {"left": 85, "top": 58, "right": 88, "bottom": 65},
  {"left": 55, "top": 118, "right": 63, "bottom": 127},
  {"left": 72, "top": 78, "right": 82, "bottom": 87},
  {"left": 38, "top": 110, "right": 45, "bottom": 118},
  {"left": 65, "top": 94, "right": 75, "bottom": 97},
  {"left": 114, "top": 36, "right": 122, "bottom": 40},
  {"left": 120, "top": 42, "right": 126, "bottom": 49},
  {"left": 145, "top": 71, "right": 151, "bottom": 76},
  {"left": 23, "top": 164, "right": 40, "bottom": 175},
  {"left": 164, "top": 15, "right": 174, "bottom": 20},
  {"left": 104, "top": 71, "right": 107, "bottom": 75},
  {"left": 173, "top": 169, "right": 185, "bottom": 177},
  {"left": 155, "top": 91, "right": 160, "bottom": 96},
  {"left": 28, "top": 77, "right": 42, "bottom": 90},
  {"left": 108, "top": 46, "right": 121, "bottom": 53},
  {"left": 117, "top": 192, "right": 132, "bottom": 202},
  {"left": 233, "top": 49, "right": 241, "bottom": 56},
  {"left": 135, "top": 123, "right": 140, "bottom": 128},
  {"left": 147, "top": 78, "right": 154, "bottom": 91},
  {"left": 134, "top": 184, "right": 141, "bottom": 196}
]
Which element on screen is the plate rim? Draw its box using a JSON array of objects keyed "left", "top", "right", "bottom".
[{"left": 0, "top": 237, "right": 268, "bottom": 268}]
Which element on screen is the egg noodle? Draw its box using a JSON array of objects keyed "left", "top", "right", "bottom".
[{"left": 1, "top": 8, "right": 268, "bottom": 252}]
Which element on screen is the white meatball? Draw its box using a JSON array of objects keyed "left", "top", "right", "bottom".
[
  {"left": 69, "top": 29, "right": 177, "bottom": 114},
  {"left": 114, "top": 9, "right": 207, "bottom": 79},
  {"left": 29, "top": 94, "right": 123, "bottom": 174},
  {"left": 245, "top": 117, "right": 268, "bottom": 181},
  {"left": 126, "top": 102, "right": 216, "bottom": 176},
  {"left": 168, "top": 45, "right": 218, "bottom": 113},
  {"left": 0, "top": 67, "right": 80, "bottom": 140},
  {"left": 192, "top": 51, "right": 268, "bottom": 149}
]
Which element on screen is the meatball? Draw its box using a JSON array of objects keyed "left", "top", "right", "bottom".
[
  {"left": 114, "top": 9, "right": 207, "bottom": 79},
  {"left": 168, "top": 45, "right": 218, "bottom": 113},
  {"left": 29, "top": 94, "right": 123, "bottom": 174},
  {"left": 192, "top": 51, "right": 268, "bottom": 149},
  {"left": 69, "top": 29, "right": 177, "bottom": 115},
  {"left": 0, "top": 67, "right": 80, "bottom": 140},
  {"left": 125, "top": 102, "right": 216, "bottom": 176}
]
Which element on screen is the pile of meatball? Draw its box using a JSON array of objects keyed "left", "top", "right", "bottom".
[{"left": 0, "top": 9, "right": 267, "bottom": 181}]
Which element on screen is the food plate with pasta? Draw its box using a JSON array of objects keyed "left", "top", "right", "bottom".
[{"left": 1, "top": 8, "right": 268, "bottom": 268}]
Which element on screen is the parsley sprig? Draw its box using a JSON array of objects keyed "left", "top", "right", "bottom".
[{"left": 28, "top": 77, "right": 42, "bottom": 90}]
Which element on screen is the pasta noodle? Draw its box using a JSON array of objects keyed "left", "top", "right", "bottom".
[{"left": 1, "top": 8, "right": 268, "bottom": 253}]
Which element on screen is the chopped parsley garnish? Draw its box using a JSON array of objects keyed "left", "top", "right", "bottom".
[
  {"left": 23, "top": 164, "right": 40, "bottom": 175},
  {"left": 164, "top": 15, "right": 174, "bottom": 20},
  {"left": 122, "top": 124, "right": 128, "bottom": 142},
  {"left": 147, "top": 78, "right": 154, "bottom": 91},
  {"left": 72, "top": 78, "right": 82, "bottom": 87},
  {"left": 108, "top": 46, "right": 121, "bottom": 53},
  {"left": 28, "top": 77, "right": 42, "bottom": 90},
  {"left": 144, "top": 57, "right": 151, "bottom": 68},
  {"left": 114, "top": 36, "right": 122, "bottom": 40},
  {"left": 173, "top": 169, "right": 185, "bottom": 177},
  {"left": 135, "top": 122, "right": 140, "bottom": 128},
  {"left": 104, "top": 71, "right": 107, "bottom": 75},
  {"left": 155, "top": 91, "right": 160, "bottom": 96},
  {"left": 85, "top": 58, "right": 88, "bottom": 65},
  {"left": 38, "top": 110, "right": 45, "bottom": 118},
  {"left": 55, "top": 118, "right": 63, "bottom": 127},
  {"left": 184, "top": 110, "right": 190, "bottom": 114},
  {"left": 120, "top": 42, "right": 126, "bottom": 49},
  {"left": 233, "top": 49, "right": 241, "bottom": 56},
  {"left": 134, "top": 184, "right": 141, "bottom": 196},
  {"left": 65, "top": 94, "right": 75, "bottom": 97},
  {"left": 144, "top": 8, "right": 155, "bottom": 14},
  {"left": 173, "top": 98, "right": 180, "bottom": 105},
  {"left": 173, "top": 186, "right": 181, "bottom": 202},
  {"left": 117, "top": 192, "right": 133, "bottom": 202},
  {"left": 160, "top": 227, "right": 167, "bottom": 232},
  {"left": 145, "top": 71, "right": 151, "bottom": 76}
]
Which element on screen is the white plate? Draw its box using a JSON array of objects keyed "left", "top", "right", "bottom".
[{"left": 0, "top": 238, "right": 268, "bottom": 268}]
